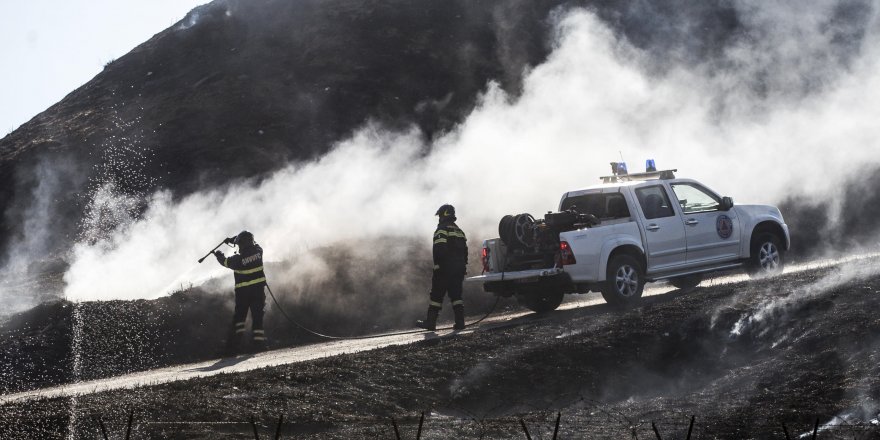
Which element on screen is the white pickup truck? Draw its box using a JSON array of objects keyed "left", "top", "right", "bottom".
[{"left": 466, "top": 168, "right": 790, "bottom": 312}]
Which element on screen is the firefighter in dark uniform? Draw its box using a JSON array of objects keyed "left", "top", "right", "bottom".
[
  {"left": 214, "top": 230, "right": 268, "bottom": 354},
  {"left": 416, "top": 204, "right": 468, "bottom": 331}
]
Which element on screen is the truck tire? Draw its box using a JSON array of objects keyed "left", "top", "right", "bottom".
[
  {"left": 669, "top": 274, "right": 702, "bottom": 291},
  {"left": 516, "top": 291, "right": 564, "bottom": 313},
  {"left": 601, "top": 254, "right": 645, "bottom": 307},
  {"left": 747, "top": 232, "right": 784, "bottom": 278}
]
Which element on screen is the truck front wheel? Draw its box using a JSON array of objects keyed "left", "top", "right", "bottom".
[
  {"left": 747, "top": 232, "right": 784, "bottom": 278},
  {"left": 601, "top": 254, "right": 645, "bottom": 307}
]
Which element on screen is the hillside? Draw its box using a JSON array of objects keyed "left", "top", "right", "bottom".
[
  {"left": 0, "top": 0, "right": 557, "bottom": 260},
  {"left": 0, "top": 0, "right": 761, "bottom": 270}
]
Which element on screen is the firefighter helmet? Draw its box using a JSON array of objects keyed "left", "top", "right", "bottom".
[
  {"left": 234, "top": 230, "right": 255, "bottom": 247},
  {"left": 435, "top": 204, "right": 456, "bottom": 221}
]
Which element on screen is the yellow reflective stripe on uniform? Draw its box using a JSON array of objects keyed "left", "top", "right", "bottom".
[
  {"left": 253, "top": 336, "right": 267, "bottom": 341},
  {"left": 235, "top": 277, "right": 267, "bottom": 288},
  {"left": 429, "top": 301, "right": 442, "bottom": 308},
  {"left": 253, "top": 329, "right": 264, "bottom": 335},
  {"left": 433, "top": 264, "right": 440, "bottom": 270},
  {"left": 434, "top": 230, "right": 449, "bottom": 236},
  {"left": 452, "top": 300, "right": 464, "bottom": 306},
  {"left": 447, "top": 231, "right": 466, "bottom": 238},
  {"left": 223, "top": 258, "right": 229, "bottom": 267},
  {"left": 434, "top": 238, "right": 447, "bottom": 244},
  {"left": 235, "top": 328, "right": 247, "bottom": 334},
  {"left": 234, "top": 266, "right": 264, "bottom": 275},
  {"left": 235, "top": 322, "right": 246, "bottom": 328}
]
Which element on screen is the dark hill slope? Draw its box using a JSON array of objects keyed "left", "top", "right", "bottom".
[
  {"left": 0, "top": 0, "right": 752, "bottom": 261},
  {"left": 0, "top": 0, "right": 555, "bottom": 257}
]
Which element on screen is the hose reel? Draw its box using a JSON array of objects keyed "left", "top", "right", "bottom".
[{"left": 499, "top": 213, "right": 536, "bottom": 250}]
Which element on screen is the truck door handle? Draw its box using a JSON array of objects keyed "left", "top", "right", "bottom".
[
  {"left": 646, "top": 224, "right": 660, "bottom": 231},
  {"left": 685, "top": 219, "right": 699, "bottom": 226}
]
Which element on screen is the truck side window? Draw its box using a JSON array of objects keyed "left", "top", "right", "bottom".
[
  {"left": 635, "top": 186, "right": 675, "bottom": 219},
  {"left": 670, "top": 183, "right": 720, "bottom": 213},
  {"left": 561, "top": 193, "right": 630, "bottom": 220},
  {"left": 604, "top": 193, "right": 630, "bottom": 220},
  {"left": 560, "top": 193, "right": 605, "bottom": 217}
]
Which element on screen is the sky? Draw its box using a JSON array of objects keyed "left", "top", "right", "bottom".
[{"left": 0, "top": 1, "right": 207, "bottom": 134}]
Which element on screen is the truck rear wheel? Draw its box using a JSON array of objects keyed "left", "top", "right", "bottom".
[
  {"left": 516, "top": 291, "right": 564, "bottom": 313},
  {"left": 601, "top": 254, "right": 644, "bottom": 307}
]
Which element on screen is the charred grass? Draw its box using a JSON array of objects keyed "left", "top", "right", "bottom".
[{"left": 3, "top": 260, "right": 880, "bottom": 438}]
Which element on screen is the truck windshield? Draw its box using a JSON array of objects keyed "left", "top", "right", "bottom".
[
  {"left": 560, "top": 193, "right": 630, "bottom": 220},
  {"left": 670, "top": 183, "right": 721, "bottom": 213}
]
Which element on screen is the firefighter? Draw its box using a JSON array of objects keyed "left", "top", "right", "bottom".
[
  {"left": 214, "top": 230, "right": 268, "bottom": 354},
  {"left": 416, "top": 204, "right": 468, "bottom": 331}
]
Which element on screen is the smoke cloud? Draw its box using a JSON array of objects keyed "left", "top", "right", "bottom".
[
  {"left": 62, "top": 4, "right": 880, "bottom": 302},
  {"left": 0, "top": 155, "right": 84, "bottom": 316},
  {"left": 728, "top": 259, "right": 880, "bottom": 340}
]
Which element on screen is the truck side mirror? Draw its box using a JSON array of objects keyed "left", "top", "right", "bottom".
[{"left": 721, "top": 196, "right": 734, "bottom": 211}]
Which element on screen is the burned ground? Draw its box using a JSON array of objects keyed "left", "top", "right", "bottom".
[
  {"left": 2, "top": 259, "right": 880, "bottom": 438},
  {"left": 0, "top": 238, "right": 496, "bottom": 395}
]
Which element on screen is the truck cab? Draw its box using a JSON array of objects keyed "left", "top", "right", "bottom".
[{"left": 467, "top": 168, "right": 790, "bottom": 312}]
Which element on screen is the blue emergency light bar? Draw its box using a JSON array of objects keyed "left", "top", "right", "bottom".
[{"left": 601, "top": 158, "right": 676, "bottom": 183}]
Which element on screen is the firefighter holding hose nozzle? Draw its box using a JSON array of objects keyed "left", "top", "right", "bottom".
[
  {"left": 214, "top": 230, "right": 268, "bottom": 355},
  {"left": 416, "top": 204, "right": 468, "bottom": 331}
]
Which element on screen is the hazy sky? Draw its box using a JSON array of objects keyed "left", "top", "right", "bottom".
[{"left": 0, "top": 1, "right": 206, "bottom": 134}]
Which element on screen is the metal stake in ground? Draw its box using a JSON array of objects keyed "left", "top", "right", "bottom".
[
  {"left": 519, "top": 419, "right": 532, "bottom": 440},
  {"left": 553, "top": 412, "right": 561, "bottom": 440},
  {"left": 251, "top": 415, "right": 260, "bottom": 440},
  {"left": 274, "top": 414, "right": 284, "bottom": 440},
  {"left": 92, "top": 416, "right": 109, "bottom": 440},
  {"left": 651, "top": 421, "right": 663, "bottom": 440},
  {"left": 812, "top": 417, "right": 819, "bottom": 440},
  {"left": 416, "top": 412, "right": 425, "bottom": 440},
  {"left": 125, "top": 411, "right": 134, "bottom": 440},
  {"left": 781, "top": 422, "right": 792, "bottom": 440},
  {"left": 391, "top": 417, "right": 402, "bottom": 440},
  {"left": 686, "top": 415, "right": 695, "bottom": 440}
]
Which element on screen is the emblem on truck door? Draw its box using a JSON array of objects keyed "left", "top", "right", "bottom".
[{"left": 716, "top": 215, "right": 733, "bottom": 239}]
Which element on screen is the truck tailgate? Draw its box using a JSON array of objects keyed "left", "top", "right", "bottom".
[{"left": 465, "top": 267, "right": 564, "bottom": 283}]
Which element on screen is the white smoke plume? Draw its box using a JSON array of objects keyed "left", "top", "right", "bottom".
[
  {"left": 728, "top": 259, "right": 880, "bottom": 339},
  {"left": 64, "top": 5, "right": 880, "bottom": 301}
]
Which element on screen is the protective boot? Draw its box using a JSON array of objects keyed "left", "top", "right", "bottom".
[
  {"left": 415, "top": 307, "right": 439, "bottom": 331},
  {"left": 250, "top": 329, "right": 267, "bottom": 353},
  {"left": 453, "top": 305, "right": 465, "bottom": 330}
]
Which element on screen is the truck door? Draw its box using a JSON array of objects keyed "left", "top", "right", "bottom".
[
  {"left": 634, "top": 185, "right": 687, "bottom": 273},
  {"left": 669, "top": 182, "right": 742, "bottom": 265}
]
